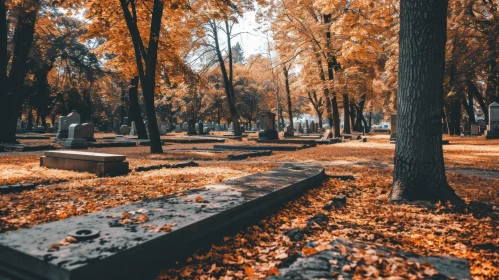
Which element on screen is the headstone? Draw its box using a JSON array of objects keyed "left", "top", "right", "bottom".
[
  {"left": 63, "top": 124, "right": 88, "bottom": 149},
  {"left": 56, "top": 111, "right": 80, "bottom": 140},
  {"left": 298, "top": 122, "right": 304, "bottom": 133},
  {"left": 198, "top": 122, "right": 204, "bottom": 135},
  {"left": 121, "top": 125, "right": 131, "bottom": 135},
  {"left": 485, "top": 102, "right": 499, "bottom": 139},
  {"left": 305, "top": 120, "right": 310, "bottom": 133},
  {"left": 123, "top": 117, "right": 129, "bottom": 126},
  {"left": 258, "top": 111, "right": 278, "bottom": 140},
  {"left": 284, "top": 124, "right": 294, "bottom": 137},
  {"left": 175, "top": 125, "right": 181, "bottom": 133},
  {"left": 182, "top": 122, "right": 189, "bottom": 131},
  {"left": 228, "top": 123, "right": 234, "bottom": 132},
  {"left": 157, "top": 120, "right": 167, "bottom": 135},
  {"left": 215, "top": 124, "right": 221, "bottom": 131},
  {"left": 129, "top": 121, "right": 137, "bottom": 136},
  {"left": 390, "top": 114, "right": 397, "bottom": 143},
  {"left": 16, "top": 119, "right": 23, "bottom": 133},
  {"left": 310, "top": 121, "right": 315, "bottom": 133},
  {"left": 471, "top": 124, "right": 479, "bottom": 136},
  {"left": 81, "top": 123, "right": 96, "bottom": 142}
]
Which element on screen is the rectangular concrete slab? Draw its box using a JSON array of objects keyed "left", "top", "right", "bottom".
[
  {"left": 44, "top": 151, "right": 126, "bottom": 162},
  {"left": 214, "top": 144, "right": 309, "bottom": 151},
  {"left": 0, "top": 164, "right": 325, "bottom": 280}
]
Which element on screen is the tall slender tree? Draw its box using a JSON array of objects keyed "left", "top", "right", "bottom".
[{"left": 391, "top": 0, "right": 462, "bottom": 203}]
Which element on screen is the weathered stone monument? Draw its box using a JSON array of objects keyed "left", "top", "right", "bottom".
[
  {"left": 284, "top": 124, "right": 294, "bottom": 137},
  {"left": 56, "top": 111, "right": 81, "bottom": 140},
  {"left": 471, "top": 124, "right": 479, "bottom": 136},
  {"left": 63, "top": 124, "right": 88, "bottom": 149},
  {"left": 390, "top": 114, "right": 397, "bottom": 143},
  {"left": 16, "top": 119, "right": 23, "bottom": 133},
  {"left": 305, "top": 120, "right": 310, "bottom": 133},
  {"left": 310, "top": 121, "right": 315, "bottom": 133},
  {"left": 175, "top": 124, "right": 181, "bottom": 133},
  {"left": 258, "top": 111, "right": 278, "bottom": 140},
  {"left": 128, "top": 121, "right": 137, "bottom": 136},
  {"left": 485, "top": 102, "right": 499, "bottom": 139},
  {"left": 182, "top": 122, "right": 189, "bottom": 131},
  {"left": 40, "top": 151, "right": 129, "bottom": 176},
  {"left": 198, "top": 122, "right": 204, "bottom": 135},
  {"left": 120, "top": 124, "right": 131, "bottom": 135},
  {"left": 298, "top": 122, "right": 304, "bottom": 133},
  {"left": 81, "top": 123, "right": 96, "bottom": 142}
]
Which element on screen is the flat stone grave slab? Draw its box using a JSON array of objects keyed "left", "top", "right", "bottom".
[
  {"left": 162, "top": 137, "right": 225, "bottom": 144},
  {"left": 194, "top": 135, "right": 242, "bottom": 140},
  {"left": 257, "top": 139, "right": 318, "bottom": 146},
  {"left": 270, "top": 238, "right": 471, "bottom": 279},
  {"left": 0, "top": 164, "right": 325, "bottom": 280},
  {"left": 0, "top": 183, "right": 36, "bottom": 194},
  {"left": 1, "top": 144, "right": 56, "bottom": 152},
  {"left": 87, "top": 141, "right": 137, "bottom": 148},
  {"left": 285, "top": 135, "right": 321, "bottom": 140},
  {"left": 40, "top": 151, "right": 129, "bottom": 177},
  {"left": 15, "top": 134, "right": 51, "bottom": 140},
  {"left": 134, "top": 161, "right": 199, "bottom": 172},
  {"left": 214, "top": 144, "right": 310, "bottom": 151},
  {"left": 170, "top": 148, "right": 273, "bottom": 160}
]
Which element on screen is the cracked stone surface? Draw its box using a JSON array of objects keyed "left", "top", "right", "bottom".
[
  {"left": 0, "top": 164, "right": 324, "bottom": 280},
  {"left": 269, "top": 238, "right": 471, "bottom": 280}
]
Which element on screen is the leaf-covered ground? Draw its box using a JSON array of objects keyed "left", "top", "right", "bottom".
[{"left": 1, "top": 133, "right": 498, "bottom": 278}]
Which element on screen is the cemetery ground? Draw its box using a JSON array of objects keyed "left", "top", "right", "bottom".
[{"left": 0, "top": 134, "right": 498, "bottom": 279}]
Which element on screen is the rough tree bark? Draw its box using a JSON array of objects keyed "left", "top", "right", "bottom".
[
  {"left": 391, "top": 0, "right": 462, "bottom": 203},
  {"left": 343, "top": 92, "right": 351, "bottom": 134},
  {"left": 323, "top": 14, "right": 341, "bottom": 138},
  {"left": 128, "top": 76, "right": 148, "bottom": 139},
  {"left": 283, "top": 66, "right": 293, "bottom": 131},
  {"left": 0, "top": 1, "right": 39, "bottom": 143},
  {"left": 120, "top": 0, "right": 163, "bottom": 153}
]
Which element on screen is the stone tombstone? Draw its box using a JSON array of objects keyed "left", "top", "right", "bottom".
[
  {"left": 258, "top": 111, "right": 278, "bottom": 140},
  {"left": 471, "top": 124, "right": 479, "bottom": 136},
  {"left": 123, "top": 117, "right": 129, "bottom": 126},
  {"left": 298, "top": 122, "right": 304, "bottom": 133},
  {"left": 305, "top": 120, "right": 310, "bottom": 133},
  {"left": 182, "top": 122, "right": 189, "bottom": 131},
  {"left": 284, "top": 124, "right": 294, "bottom": 137},
  {"left": 63, "top": 124, "right": 88, "bottom": 149},
  {"left": 16, "top": 119, "right": 23, "bottom": 133},
  {"left": 390, "top": 114, "right": 397, "bottom": 142},
  {"left": 198, "top": 122, "right": 204, "bottom": 135},
  {"left": 310, "top": 121, "right": 315, "bottom": 133},
  {"left": 81, "top": 123, "right": 96, "bottom": 142},
  {"left": 187, "top": 119, "right": 197, "bottom": 135},
  {"left": 129, "top": 121, "right": 137, "bottom": 136},
  {"left": 175, "top": 125, "right": 181, "bottom": 133},
  {"left": 121, "top": 125, "right": 131, "bottom": 135},
  {"left": 56, "top": 111, "right": 81, "bottom": 140},
  {"left": 228, "top": 123, "right": 234, "bottom": 132},
  {"left": 486, "top": 102, "right": 499, "bottom": 139},
  {"left": 157, "top": 120, "right": 167, "bottom": 135}
]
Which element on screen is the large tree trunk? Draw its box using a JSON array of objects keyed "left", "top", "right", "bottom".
[
  {"left": 283, "top": 66, "right": 293, "bottom": 131},
  {"left": 141, "top": 0, "right": 164, "bottom": 153},
  {"left": 323, "top": 14, "right": 341, "bottom": 138},
  {"left": 343, "top": 93, "right": 351, "bottom": 134},
  {"left": 391, "top": 0, "right": 461, "bottom": 203},
  {"left": 0, "top": 2, "right": 38, "bottom": 143},
  {"left": 211, "top": 20, "right": 241, "bottom": 137},
  {"left": 120, "top": 0, "right": 163, "bottom": 153},
  {"left": 128, "top": 76, "right": 148, "bottom": 139}
]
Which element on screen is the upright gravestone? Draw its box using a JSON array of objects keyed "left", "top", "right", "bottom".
[
  {"left": 56, "top": 111, "right": 81, "bottom": 140},
  {"left": 63, "top": 124, "right": 88, "bottom": 149},
  {"left": 390, "top": 114, "right": 397, "bottom": 143},
  {"left": 121, "top": 125, "right": 131, "bottom": 136},
  {"left": 284, "top": 124, "right": 294, "bottom": 137},
  {"left": 305, "top": 120, "right": 310, "bottom": 134},
  {"left": 123, "top": 117, "right": 129, "bottom": 126},
  {"left": 175, "top": 124, "right": 181, "bottom": 133},
  {"left": 16, "top": 119, "right": 23, "bottom": 133},
  {"left": 298, "top": 122, "right": 304, "bottom": 134},
  {"left": 182, "top": 122, "right": 189, "bottom": 131},
  {"left": 81, "top": 123, "right": 96, "bottom": 142},
  {"left": 471, "top": 124, "right": 479, "bottom": 136},
  {"left": 310, "top": 121, "right": 316, "bottom": 133},
  {"left": 258, "top": 111, "right": 278, "bottom": 140},
  {"left": 228, "top": 123, "right": 234, "bottom": 132},
  {"left": 486, "top": 102, "right": 499, "bottom": 139},
  {"left": 198, "top": 122, "right": 204, "bottom": 135},
  {"left": 129, "top": 121, "right": 137, "bottom": 136}
]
